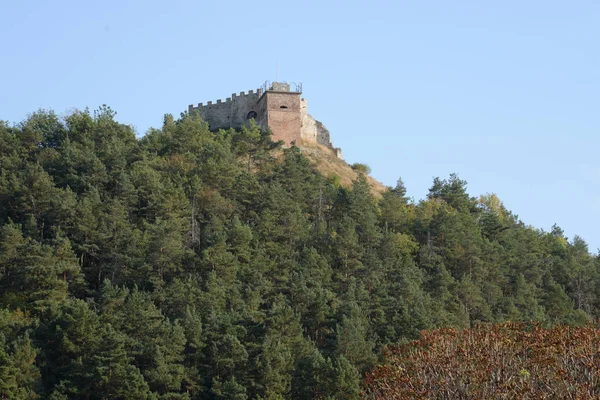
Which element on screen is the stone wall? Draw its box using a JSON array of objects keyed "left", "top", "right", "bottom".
[
  {"left": 299, "top": 99, "right": 342, "bottom": 157},
  {"left": 271, "top": 82, "right": 290, "bottom": 92},
  {"left": 255, "top": 94, "right": 269, "bottom": 131},
  {"left": 316, "top": 121, "right": 332, "bottom": 147},
  {"left": 188, "top": 89, "right": 263, "bottom": 131},
  {"left": 300, "top": 98, "right": 317, "bottom": 144},
  {"left": 265, "top": 91, "right": 302, "bottom": 144}
]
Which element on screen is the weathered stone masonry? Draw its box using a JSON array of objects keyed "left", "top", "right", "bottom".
[{"left": 188, "top": 82, "right": 342, "bottom": 159}]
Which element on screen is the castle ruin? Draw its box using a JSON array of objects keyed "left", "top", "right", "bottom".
[{"left": 188, "top": 82, "right": 342, "bottom": 159}]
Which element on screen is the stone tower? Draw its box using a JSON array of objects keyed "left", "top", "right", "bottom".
[
  {"left": 188, "top": 81, "right": 342, "bottom": 158},
  {"left": 254, "top": 82, "right": 302, "bottom": 144}
]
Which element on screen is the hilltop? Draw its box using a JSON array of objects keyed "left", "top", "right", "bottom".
[{"left": 185, "top": 81, "right": 387, "bottom": 196}]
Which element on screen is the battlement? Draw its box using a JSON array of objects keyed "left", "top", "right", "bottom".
[
  {"left": 189, "top": 88, "right": 264, "bottom": 111},
  {"left": 189, "top": 83, "right": 306, "bottom": 112}
]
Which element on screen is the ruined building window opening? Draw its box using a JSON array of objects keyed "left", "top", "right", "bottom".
[
  {"left": 280, "top": 105, "right": 288, "bottom": 109},
  {"left": 246, "top": 111, "right": 257, "bottom": 120}
]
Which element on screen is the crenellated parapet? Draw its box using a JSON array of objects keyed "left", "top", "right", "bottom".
[
  {"left": 188, "top": 88, "right": 264, "bottom": 114},
  {"left": 188, "top": 88, "right": 265, "bottom": 131}
]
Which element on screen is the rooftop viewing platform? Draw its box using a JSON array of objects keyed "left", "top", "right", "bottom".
[{"left": 262, "top": 81, "right": 302, "bottom": 94}]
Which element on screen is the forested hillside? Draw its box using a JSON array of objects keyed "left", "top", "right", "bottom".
[{"left": 0, "top": 107, "right": 597, "bottom": 399}]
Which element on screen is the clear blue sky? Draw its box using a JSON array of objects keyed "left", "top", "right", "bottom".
[{"left": 1, "top": 1, "right": 599, "bottom": 252}]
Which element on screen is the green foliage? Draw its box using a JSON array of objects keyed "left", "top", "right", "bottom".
[
  {"left": 350, "top": 162, "right": 371, "bottom": 175},
  {"left": 0, "top": 309, "right": 40, "bottom": 399},
  {"left": 0, "top": 108, "right": 598, "bottom": 397}
]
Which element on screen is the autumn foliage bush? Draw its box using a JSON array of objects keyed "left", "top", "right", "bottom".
[{"left": 364, "top": 322, "right": 600, "bottom": 399}]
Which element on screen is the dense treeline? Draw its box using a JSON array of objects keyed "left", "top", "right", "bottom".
[{"left": 0, "top": 107, "right": 598, "bottom": 399}]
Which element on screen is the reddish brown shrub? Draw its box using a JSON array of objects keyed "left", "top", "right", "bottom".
[{"left": 364, "top": 322, "right": 600, "bottom": 399}]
